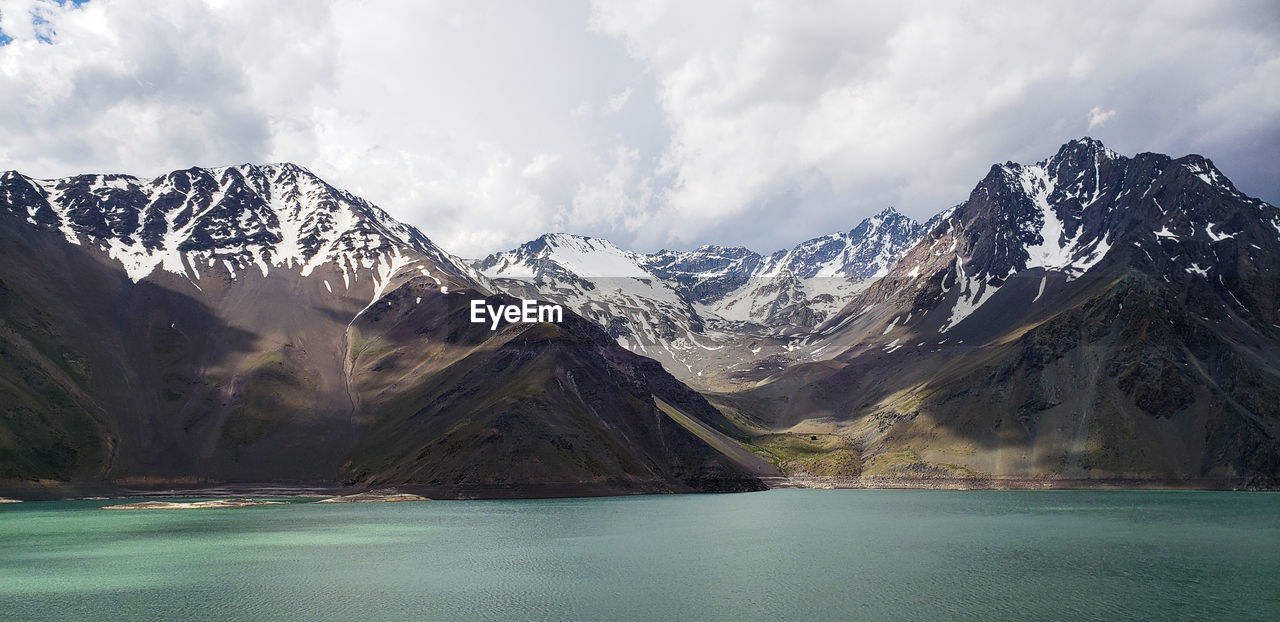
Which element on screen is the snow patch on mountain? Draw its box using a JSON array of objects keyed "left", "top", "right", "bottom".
[
  {"left": 1010, "top": 164, "right": 1112, "bottom": 280},
  {"left": 6, "top": 165, "right": 481, "bottom": 291},
  {"left": 940, "top": 256, "right": 1003, "bottom": 333},
  {"left": 1204, "top": 223, "right": 1236, "bottom": 242}
]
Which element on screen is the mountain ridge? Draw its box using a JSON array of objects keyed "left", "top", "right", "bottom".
[
  {"left": 2, "top": 136, "right": 1276, "bottom": 495},
  {"left": 474, "top": 206, "right": 929, "bottom": 380},
  {"left": 1, "top": 163, "right": 488, "bottom": 293},
  {"left": 713, "top": 137, "right": 1280, "bottom": 484},
  {"left": 0, "top": 164, "right": 770, "bottom": 496}
]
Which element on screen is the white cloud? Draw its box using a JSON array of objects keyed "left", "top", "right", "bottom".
[
  {"left": 569, "top": 142, "right": 654, "bottom": 233},
  {"left": 591, "top": 0, "right": 1280, "bottom": 250},
  {"left": 0, "top": 0, "right": 333, "bottom": 179},
  {"left": 0, "top": 0, "right": 657, "bottom": 256},
  {"left": 0, "top": 0, "right": 1276, "bottom": 256},
  {"left": 1088, "top": 106, "right": 1117, "bottom": 131},
  {"left": 605, "top": 86, "right": 632, "bottom": 114}
]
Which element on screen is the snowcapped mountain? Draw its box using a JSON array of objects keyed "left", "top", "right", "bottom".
[
  {"left": 0, "top": 164, "right": 486, "bottom": 296},
  {"left": 680, "top": 208, "right": 926, "bottom": 328},
  {"left": 707, "top": 137, "right": 1280, "bottom": 486},
  {"left": 473, "top": 233, "right": 646, "bottom": 282},
  {"left": 476, "top": 210, "right": 929, "bottom": 379},
  {"left": 475, "top": 233, "right": 731, "bottom": 376},
  {"left": 723, "top": 137, "right": 1280, "bottom": 484},
  {"left": 250, "top": 138, "right": 1264, "bottom": 419},
  {"left": 642, "top": 245, "right": 763, "bottom": 305},
  {"left": 815, "top": 137, "right": 1280, "bottom": 349},
  {"left": 757, "top": 207, "right": 927, "bottom": 280},
  {"left": 643, "top": 207, "right": 924, "bottom": 302}
]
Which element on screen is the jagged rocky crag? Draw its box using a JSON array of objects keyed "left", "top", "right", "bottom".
[{"left": 1, "top": 138, "right": 1276, "bottom": 495}]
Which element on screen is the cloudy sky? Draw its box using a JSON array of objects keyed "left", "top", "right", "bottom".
[{"left": 1, "top": 0, "right": 1277, "bottom": 257}]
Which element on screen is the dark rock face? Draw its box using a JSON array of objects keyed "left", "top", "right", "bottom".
[
  {"left": 895, "top": 138, "right": 1278, "bottom": 329},
  {"left": 825, "top": 138, "right": 1276, "bottom": 344},
  {"left": 644, "top": 245, "right": 764, "bottom": 304}
]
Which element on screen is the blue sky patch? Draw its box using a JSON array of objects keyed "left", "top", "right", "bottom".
[{"left": 0, "top": 0, "right": 90, "bottom": 46}]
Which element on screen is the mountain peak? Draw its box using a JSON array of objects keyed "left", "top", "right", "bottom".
[
  {"left": 1172, "top": 153, "right": 1244, "bottom": 195},
  {"left": 1051, "top": 136, "right": 1120, "bottom": 165},
  {"left": 478, "top": 231, "right": 652, "bottom": 282},
  {"left": 894, "top": 136, "right": 1279, "bottom": 337},
  {"left": 1068, "top": 135, "right": 1105, "bottom": 148},
  {"left": 850, "top": 206, "right": 919, "bottom": 235},
  {"left": 539, "top": 232, "right": 594, "bottom": 244},
  {"left": 244, "top": 162, "right": 318, "bottom": 178},
  {"left": 531, "top": 232, "right": 629, "bottom": 255},
  {"left": 199, "top": 161, "right": 320, "bottom": 180}
]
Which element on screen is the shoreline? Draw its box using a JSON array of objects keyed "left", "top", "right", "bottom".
[
  {"left": 1, "top": 475, "right": 1275, "bottom": 503},
  {"left": 767, "top": 476, "right": 1277, "bottom": 492}
]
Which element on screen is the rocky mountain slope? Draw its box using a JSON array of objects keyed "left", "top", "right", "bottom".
[
  {"left": 716, "top": 138, "right": 1280, "bottom": 484},
  {"left": 0, "top": 165, "right": 768, "bottom": 497}
]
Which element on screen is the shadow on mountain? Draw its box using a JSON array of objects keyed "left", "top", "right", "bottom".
[
  {"left": 340, "top": 283, "right": 767, "bottom": 496},
  {"left": 0, "top": 220, "right": 767, "bottom": 496},
  {"left": 0, "top": 219, "right": 263, "bottom": 485}
]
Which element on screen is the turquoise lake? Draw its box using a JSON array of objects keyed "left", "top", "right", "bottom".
[{"left": 2, "top": 489, "right": 1277, "bottom": 621}]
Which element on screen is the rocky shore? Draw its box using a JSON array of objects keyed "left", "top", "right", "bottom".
[
  {"left": 770, "top": 475, "right": 1277, "bottom": 491},
  {"left": 316, "top": 490, "right": 428, "bottom": 503}
]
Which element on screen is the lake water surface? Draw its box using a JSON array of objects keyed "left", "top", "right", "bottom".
[{"left": 2, "top": 489, "right": 1277, "bottom": 620}]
